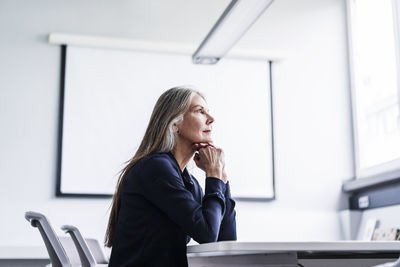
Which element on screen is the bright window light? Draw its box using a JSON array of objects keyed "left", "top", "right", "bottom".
[{"left": 348, "top": 0, "right": 400, "bottom": 178}]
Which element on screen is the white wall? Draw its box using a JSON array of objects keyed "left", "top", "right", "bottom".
[
  {"left": 0, "top": 0, "right": 353, "bottom": 247},
  {"left": 235, "top": 0, "right": 353, "bottom": 241}
]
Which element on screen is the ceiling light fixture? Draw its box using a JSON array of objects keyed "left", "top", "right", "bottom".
[{"left": 192, "top": 0, "right": 274, "bottom": 64}]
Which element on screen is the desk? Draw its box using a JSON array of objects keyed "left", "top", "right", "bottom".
[{"left": 187, "top": 241, "right": 400, "bottom": 267}]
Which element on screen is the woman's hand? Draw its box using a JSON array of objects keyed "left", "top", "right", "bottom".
[
  {"left": 193, "top": 143, "right": 227, "bottom": 184},
  {"left": 222, "top": 165, "right": 227, "bottom": 183}
]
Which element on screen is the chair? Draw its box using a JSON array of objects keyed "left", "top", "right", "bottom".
[
  {"left": 84, "top": 238, "right": 109, "bottom": 265},
  {"left": 61, "top": 225, "right": 109, "bottom": 267},
  {"left": 58, "top": 236, "right": 87, "bottom": 266},
  {"left": 25, "top": 211, "right": 72, "bottom": 267}
]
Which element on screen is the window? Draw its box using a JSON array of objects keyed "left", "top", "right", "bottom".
[{"left": 347, "top": 0, "right": 400, "bottom": 180}]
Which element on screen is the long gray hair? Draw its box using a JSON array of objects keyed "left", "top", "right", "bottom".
[{"left": 105, "top": 86, "right": 202, "bottom": 247}]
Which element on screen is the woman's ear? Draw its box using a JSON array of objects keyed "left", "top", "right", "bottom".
[{"left": 173, "top": 124, "right": 179, "bottom": 133}]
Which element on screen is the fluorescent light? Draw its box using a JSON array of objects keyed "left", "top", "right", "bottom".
[{"left": 192, "top": 0, "right": 274, "bottom": 64}]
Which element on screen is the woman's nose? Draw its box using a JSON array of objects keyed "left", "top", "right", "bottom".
[{"left": 207, "top": 113, "right": 214, "bottom": 124}]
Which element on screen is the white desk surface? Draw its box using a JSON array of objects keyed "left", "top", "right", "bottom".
[
  {"left": 187, "top": 241, "right": 400, "bottom": 256},
  {"left": 2, "top": 241, "right": 400, "bottom": 259}
]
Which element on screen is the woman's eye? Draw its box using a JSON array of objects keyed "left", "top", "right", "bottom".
[{"left": 197, "top": 109, "right": 204, "bottom": 113}]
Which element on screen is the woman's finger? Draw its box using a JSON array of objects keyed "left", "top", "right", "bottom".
[
  {"left": 192, "top": 142, "right": 209, "bottom": 150},
  {"left": 207, "top": 142, "right": 215, "bottom": 148}
]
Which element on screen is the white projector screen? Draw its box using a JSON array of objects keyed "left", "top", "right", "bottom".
[{"left": 58, "top": 45, "right": 275, "bottom": 200}]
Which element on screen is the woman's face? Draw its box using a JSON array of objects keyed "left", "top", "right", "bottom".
[{"left": 176, "top": 93, "right": 214, "bottom": 145}]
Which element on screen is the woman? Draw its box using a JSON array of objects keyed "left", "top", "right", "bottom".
[{"left": 105, "top": 86, "right": 237, "bottom": 267}]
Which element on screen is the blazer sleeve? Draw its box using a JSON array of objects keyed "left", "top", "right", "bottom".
[
  {"left": 217, "top": 181, "right": 237, "bottom": 241},
  {"left": 138, "top": 156, "right": 226, "bottom": 244},
  {"left": 194, "top": 177, "right": 237, "bottom": 241}
]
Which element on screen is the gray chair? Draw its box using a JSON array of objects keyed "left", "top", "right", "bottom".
[
  {"left": 58, "top": 236, "right": 87, "bottom": 266},
  {"left": 61, "top": 225, "right": 108, "bottom": 267},
  {"left": 85, "top": 238, "right": 109, "bottom": 265},
  {"left": 25, "top": 211, "right": 72, "bottom": 267}
]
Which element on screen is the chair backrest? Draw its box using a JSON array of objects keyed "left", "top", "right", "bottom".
[
  {"left": 59, "top": 236, "right": 109, "bottom": 265},
  {"left": 25, "top": 211, "right": 72, "bottom": 267},
  {"left": 61, "top": 225, "right": 97, "bottom": 267},
  {"left": 85, "top": 238, "right": 109, "bottom": 264},
  {"left": 58, "top": 236, "right": 84, "bottom": 266}
]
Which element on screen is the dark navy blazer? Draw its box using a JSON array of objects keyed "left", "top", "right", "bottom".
[{"left": 108, "top": 152, "right": 237, "bottom": 267}]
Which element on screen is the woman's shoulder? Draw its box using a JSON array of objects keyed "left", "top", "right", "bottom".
[
  {"left": 135, "top": 152, "right": 179, "bottom": 174},
  {"left": 140, "top": 152, "right": 173, "bottom": 164}
]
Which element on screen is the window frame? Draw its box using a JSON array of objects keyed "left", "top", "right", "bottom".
[{"left": 344, "top": 0, "right": 400, "bottom": 195}]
